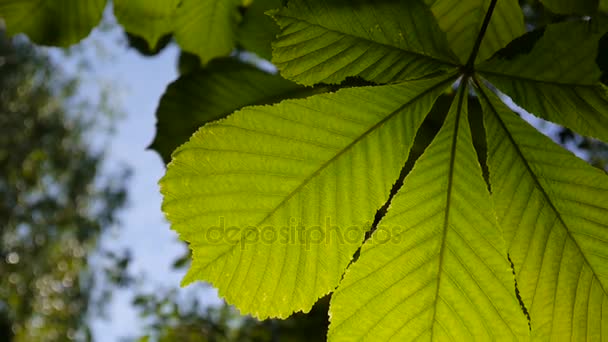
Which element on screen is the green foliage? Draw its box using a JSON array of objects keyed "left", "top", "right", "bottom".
[
  {"left": 271, "top": 0, "right": 458, "bottom": 85},
  {"left": 426, "top": 0, "right": 525, "bottom": 63},
  {"left": 540, "top": 0, "right": 599, "bottom": 15},
  {"left": 2, "top": 0, "right": 608, "bottom": 340},
  {"left": 0, "top": 0, "right": 105, "bottom": 46},
  {"left": 151, "top": 58, "right": 316, "bottom": 163}
]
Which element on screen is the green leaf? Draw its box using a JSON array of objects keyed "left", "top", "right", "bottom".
[
  {"left": 477, "top": 82, "right": 608, "bottom": 341},
  {"left": 270, "top": 0, "right": 458, "bottom": 86},
  {"left": 427, "top": 0, "right": 525, "bottom": 63},
  {"left": 159, "top": 72, "right": 456, "bottom": 319},
  {"left": 329, "top": 85, "right": 529, "bottom": 341},
  {"left": 237, "top": 0, "right": 281, "bottom": 60},
  {"left": 150, "top": 58, "right": 315, "bottom": 164},
  {"left": 540, "top": 0, "right": 599, "bottom": 15},
  {"left": 478, "top": 20, "right": 608, "bottom": 141},
  {"left": 113, "top": 0, "right": 179, "bottom": 50},
  {"left": 0, "top": 0, "right": 106, "bottom": 46},
  {"left": 173, "top": 0, "right": 243, "bottom": 64}
]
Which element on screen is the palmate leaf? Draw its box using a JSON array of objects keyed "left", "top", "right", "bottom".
[
  {"left": 478, "top": 20, "right": 608, "bottom": 141},
  {"left": 477, "top": 82, "right": 608, "bottom": 341},
  {"left": 329, "top": 85, "right": 529, "bottom": 341},
  {"left": 150, "top": 58, "right": 318, "bottom": 164},
  {"left": 160, "top": 72, "right": 457, "bottom": 319},
  {"left": 270, "top": 0, "right": 458, "bottom": 86},
  {"left": 426, "top": 0, "right": 525, "bottom": 63},
  {"left": 0, "top": 0, "right": 106, "bottom": 46}
]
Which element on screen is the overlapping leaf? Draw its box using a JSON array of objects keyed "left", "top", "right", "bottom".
[
  {"left": 478, "top": 20, "right": 608, "bottom": 141},
  {"left": 160, "top": 73, "right": 456, "bottom": 319},
  {"left": 237, "top": 0, "right": 281, "bottom": 60},
  {"left": 0, "top": 0, "right": 106, "bottom": 46},
  {"left": 477, "top": 83, "right": 608, "bottom": 341},
  {"left": 426, "top": 0, "right": 525, "bottom": 63},
  {"left": 113, "top": 0, "right": 179, "bottom": 50},
  {"left": 151, "top": 58, "right": 318, "bottom": 163},
  {"left": 271, "top": 0, "right": 458, "bottom": 86},
  {"left": 173, "top": 0, "right": 243, "bottom": 64},
  {"left": 329, "top": 85, "right": 529, "bottom": 341}
]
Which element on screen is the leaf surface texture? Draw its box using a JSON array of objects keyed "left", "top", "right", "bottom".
[
  {"left": 478, "top": 83, "right": 608, "bottom": 341},
  {"left": 271, "top": 0, "right": 457, "bottom": 85},
  {"left": 478, "top": 20, "right": 608, "bottom": 141},
  {"left": 329, "top": 85, "right": 529, "bottom": 341},
  {"left": 160, "top": 73, "right": 456, "bottom": 318},
  {"left": 426, "top": 0, "right": 525, "bottom": 63},
  {"left": 151, "top": 59, "right": 313, "bottom": 163}
]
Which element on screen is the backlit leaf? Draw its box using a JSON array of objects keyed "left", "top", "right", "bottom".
[
  {"left": 113, "top": 0, "right": 179, "bottom": 49},
  {"left": 271, "top": 0, "right": 458, "bottom": 85},
  {"left": 159, "top": 72, "right": 457, "bottom": 319},
  {"left": 329, "top": 84, "right": 529, "bottom": 341},
  {"left": 478, "top": 20, "right": 608, "bottom": 141},
  {"left": 151, "top": 58, "right": 316, "bottom": 163},
  {"left": 427, "top": 0, "right": 525, "bottom": 63},
  {"left": 173, "top": 0, "right": 243, "bottom": 64},
  {"left": 477, "top": 82, "right": 608, "bottom": 341}
]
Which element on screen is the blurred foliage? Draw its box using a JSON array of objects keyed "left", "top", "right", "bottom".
[
  {"left": 0, "top": 32, "right": 129, "bottom": 341},
  {"left": 134, "top": 290, "right": 329, "bottom": 342}
]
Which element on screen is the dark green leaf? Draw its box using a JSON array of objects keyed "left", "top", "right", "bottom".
[{"left": 150, "top": 59, "right": 315, "bottom": 163}]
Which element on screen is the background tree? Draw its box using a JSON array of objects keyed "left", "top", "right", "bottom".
[{"left": 0, "top": 31, "right": 129, "bottom": 341}]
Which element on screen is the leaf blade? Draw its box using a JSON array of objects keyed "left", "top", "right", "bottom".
[
  {"left": 0, "top": 0, "right": 106, "bottom": 46},
  {"left": 478, "top": 20, "right": 608, "bottom": 141},
  {"left": 427, "top": 0, "right": 525, "bottom": 63},
  {"left": 173, "top": 0, "right": 242, "bottom": 64},
  {"left": 160, "top": 72, "right": 457, "bottom": 319},
  {"left": 477, "top": 81, "right": 608, "bottom": 340},
  {"left": 328, "top": 84, "right": 529, "bottom": 341},
  {"left": 271, "top": 0, "right": 457, "bottom": 85},
  {"left": 150, "top": 59, "right": 313, "bottom": 163},
  {"left": 113, "top": 0, "right": 179, "bottom": 49}
]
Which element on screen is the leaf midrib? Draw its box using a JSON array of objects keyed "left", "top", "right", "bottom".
[{"left": 430, "top": 81, "right": 467, "bottom": 341}]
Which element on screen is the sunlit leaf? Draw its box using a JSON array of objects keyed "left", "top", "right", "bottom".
[
  {"left": 329, "top": 84, "right": 529, "bottom": 341},
  {"left": 159, "top": 73, "right": 456, "bottom": 319},
  {"left": 477, "top": 82, "right": 608, "bottom": 341},
  {"left": 173, "top": 0, "right": 243, "bottom": 64},
  {"left": 113, "top": 0, "right": 179, "bottom": 49},
  {"left": 271, "top": 0, "right": 458, "bottom": 85},
  {"left": 478, "top": 20, "right": 608, "bottom": 141},
  {"left": 150, "top": 58, "right": 315, "bottom": 163}
]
